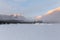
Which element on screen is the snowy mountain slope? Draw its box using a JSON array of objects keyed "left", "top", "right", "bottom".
[
  {"left": 36, "top": 7, "right": 60, "bottom": 23},
  {"left": 0, "top": 14, "right": 27, "bottom": 22}
]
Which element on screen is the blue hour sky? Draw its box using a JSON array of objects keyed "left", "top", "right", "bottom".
[{"left": 0, "top": 0, "right": 60, "bottom": 17}]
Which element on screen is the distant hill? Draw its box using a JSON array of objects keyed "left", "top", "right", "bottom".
[
  {"left": 0, "top": 14, "right": 35, "bottom": 24},
  {"left": 35, "top": 7, "right": 60, "bottom": 23}
]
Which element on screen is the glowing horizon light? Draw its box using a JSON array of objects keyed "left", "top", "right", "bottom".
[
  {"left": 35, "top": 16, "right": 42, "bottom": 20},
  {"left": 43, "top": 7, "right": 60, "bottom": 16},
  {"left": 48, "top": 7, "right": 60, "bottom": 14},
  {"left": 10, "top": 14, "right": 23, "bottom": 17}
]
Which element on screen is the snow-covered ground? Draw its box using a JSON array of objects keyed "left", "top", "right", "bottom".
[{"left": 0, "top": 24, "right": 60, "bottom": 40}]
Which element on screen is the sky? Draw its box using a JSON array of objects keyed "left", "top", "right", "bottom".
[{"left": 0, "top": 0, "right": 60, "bottom": 17}]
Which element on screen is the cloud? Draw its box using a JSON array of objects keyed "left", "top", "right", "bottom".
[
  {"left": 0, "top": 0, "right": 25, "bottom": 14},
  {"left": 13, "top": 0, "right": 27, "bottom": 2},
  {"left": 0, "top": 0, "right": 10, "bottom": 14},
  {"left": 43, "top": 7, "right": 60, "bottom": 16},
  {"left": 22, "top": 0, "right": 60, "bottom": 17}
]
